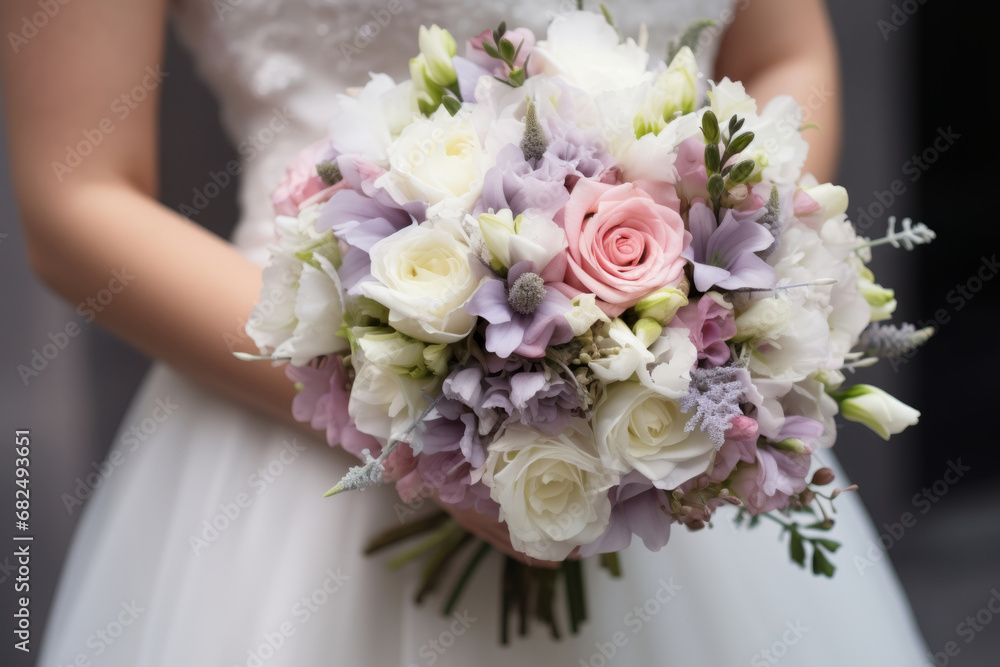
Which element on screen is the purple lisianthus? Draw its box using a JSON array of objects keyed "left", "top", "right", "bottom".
[
  {"left": 725, "top": 416, "right": 823, "bottom": 514},
  {"left": 441, "top": 351, "right": 584, "bottom": 438},
  {"left": 465, "top": 261, "right": 574, "bottom": 359},
  {"left": 579, "top": 471, "right": 674, "bottom": 557},
  {"left": 673, "top": 294, "right": 737, "bottom": 368},
  {"left": 682, "top": 201, "right": 777, "bottom": 293},
  {"left": 477, "top": 143, "right": 571, "bottom": 218}
]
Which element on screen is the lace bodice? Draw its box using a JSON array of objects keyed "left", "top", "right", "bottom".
[{"left": 171, "top": 0, "right": 735, "bottom": 265}]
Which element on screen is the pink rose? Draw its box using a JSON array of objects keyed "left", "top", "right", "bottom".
[
  {"left": 673, "top": 293, "right": 737, "bottom": 367},
  {"left": 271, "top": 138, "right": 343, "bottom": 216},
  {"left": 554, "top": 180, "right": 690, "bottom": 316}
]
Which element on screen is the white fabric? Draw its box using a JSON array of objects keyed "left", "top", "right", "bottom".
[{"left": 39, "top": 1, "right": 929, "bottom": 665}]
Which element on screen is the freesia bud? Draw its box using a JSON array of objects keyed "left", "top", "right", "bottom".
[
  {"left": 803, "top": 183, "right": 849, "bottom": 219},
  {"left": 478, "top": 209, "right": 518, "bottom": 268},
  {"left": 633, "top": 286, "right": 689, "bottom": 324},
  {"left": 632, "top": 317, "right": 663, "bottom": 348},
  {"left": 833, "top": 384, "right": 920, "bottom": 440},
  {"left": 417, "top": 25, "right": 458, "bottom": 88},
  {"left": 732, "top": 298, "right": 790, "bottom": 343},
  {"left": 857, "top": 267, "right": 897, "bottom": 322}
]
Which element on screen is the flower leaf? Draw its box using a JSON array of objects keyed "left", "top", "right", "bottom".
[
  {"left": 812, "top": 546, "right": 836, "bottom": 577},
  {"left": 789, "top": 531, "right": 806, "bottom": 566}
]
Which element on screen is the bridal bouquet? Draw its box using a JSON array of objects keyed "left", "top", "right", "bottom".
[{"left": 242, "top": 8, "right": 933, "bottom": 631}]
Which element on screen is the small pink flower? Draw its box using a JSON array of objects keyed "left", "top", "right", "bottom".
[
  {"left": 553, "top": 180, "right": 690, "bottom": 317},
  {"left": 673, "top": 293, "right": 737, "bottom": 367},
  {"left": 467, "top": 27, "right": 535, "bottom": 74},
  {"left": 271, "top": 138, "right": 342, "bottom": 216}
]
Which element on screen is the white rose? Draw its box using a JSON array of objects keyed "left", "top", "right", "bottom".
[
  {"left": 594, "top": 382, "right": 716, "bottom": 488},
  {"left": 378, "top": 107, "right": 486, "bottom": 216},
  {"left": 530, "top": 11, "right": 651, "bottom": 96},
  {"left": 348, "top": 359, "right": 436, "bottom": 448},
  {"left": 247, "top": 214, "right": 347, "bottom": 366},
  {"left": 361, "top": 217, "right": 485, "bottom": 343},
  {"left": 835, "top": 384, "right": 919, "bottom": 441},
  {"left": 483, "top": 424, "right": 617, "bottom": 560}
]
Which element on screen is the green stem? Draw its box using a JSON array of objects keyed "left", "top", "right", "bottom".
[
  {"left": 415, "top": 531, "right": 473, "bottom": 605},
  {"left": 363, "top": 511, "right": 448, "bottom": 555},
  {"left": 387, "top": 521, "right": 462, "bottom": 570},
  {"left": 599, "top": 552, "right": 622, "bottom": 578},
  {"left": 443, "top": 541, "right": 492, "bottom": 617}
]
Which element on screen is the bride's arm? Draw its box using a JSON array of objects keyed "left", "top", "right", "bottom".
[
  {"left": 716, "top": 0, "right": 841, "bottom": 183},
  {"left": 0, "top": 0, "right": 297, "bottom": 422}
]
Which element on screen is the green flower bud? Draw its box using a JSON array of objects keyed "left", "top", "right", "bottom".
[
  {"left": 633, "top": 286, "right": 689, "bottom": 324},
  {"left": 857, "top": 267, "right": 897, "bottom": 322},
  {"left": 832, "top": 384, "right": 920, "bottom": 440},
  {"left": 632, "top": 317, "right": 663, "bottom": 348},
  {"left": 417, "top": 25, "right": 458, "bottom": 88}
]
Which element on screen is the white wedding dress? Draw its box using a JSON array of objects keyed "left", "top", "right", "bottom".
[{"left": 40, "top": 1, "right": 930, "bottom": 665}]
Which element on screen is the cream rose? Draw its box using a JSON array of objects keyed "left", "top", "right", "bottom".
[
  {"left": 361, "top": 217, "right": 486, "bottom": 344},
  {"left": 378, "top": 107, "right": 486, "bottom": 216},
  {"left": 483, "top": 425, "right": 616, "bottom": 560},
  {"left": 593, "top": 382, "right": 715, "bottom": 488}
]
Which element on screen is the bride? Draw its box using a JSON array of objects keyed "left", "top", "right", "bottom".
[{"left": 2, "top": 0, "right": 928, "bottom": 664}]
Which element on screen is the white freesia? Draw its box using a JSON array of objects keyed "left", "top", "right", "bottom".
[
  {"left": 706, "top": 78, "right": 757, "bottom": 122},
  {"left": 618, "top": 111, "right": 701, "bottom": 187},
  {"left": 593, "top": 382, "right": 716, "bottom": 488},
  {"left": 566, "top": 294, "right": 611, "bottom": 336},
  {"left": 379, "top": 107, "right": 486, "bottom": 216},
  {"left": 835, "top": 384, "right": 919, "bottom": 440},
  {"left": 733, "top": 298, "right": 791, "bottom": 343},
  {"left": 634, "top": 46, "right": 698, "bottom": 137},
  {"left": 637, "top": 326, "right": 698, "bottom": 399},
  {"left": 478, "top": 209, "right": 567, "bottom": 270},
  {"left": 588, "top": 318, "right": 655, "bottom": 383},
  {"left": 247, "top": 208, "right": 347, "bottom": 366},
  {"left": 482, "top": 424, "right": 616, "bottom": 560},
  {"left": 348, "top": 360, "right": 436, "bottom": 446},
  {"left": 328, "top": 74, "right": 415, "bottom": 165},
  {"left": 530, "top": 11, "right": 651, "bottom": 96},
  {"left": 753, "top": 219, "right": 870, "bottom": 380},
  {"left": 857, "top": 266, "right": 897, "bottom": 322},
  {"left": 362, "top": 217, "right": 486, "bottom": 344}
]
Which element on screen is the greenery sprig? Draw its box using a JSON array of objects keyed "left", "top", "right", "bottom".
[
  {"left": 481, "top": 22, "right": 529, "bottom": 88},
  {"left": 701, "top": 110, "right": 757, "bottom": 215}
]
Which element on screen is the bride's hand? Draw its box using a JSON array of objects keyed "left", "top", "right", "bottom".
[{"left": 433, "top": 496, "right": 564, "bottom": 569}]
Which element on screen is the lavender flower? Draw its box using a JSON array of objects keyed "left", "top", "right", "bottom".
[
  {"left": 578, "top": 471, "right": 674, "bottom": 557},
  {"left": 464, "top": 261, "right": 574, "bottom": 359},
  {"left": 477, "top": 143, "right": 571, "bottom": 218},
  {"left": 682, "top": 201, "right": 777, "bottom": 293},
  {"left": 442, "top": 352, "right": 584, "bottom": 437},
  {"left": 316, "top": 158, "right": 423, "bottom": 294},
  {"left": 858, "top": 322, "right": 934, "bottom": 358},
  {"left": 679, "top": 365, "right": 750, "bottom": 448}
]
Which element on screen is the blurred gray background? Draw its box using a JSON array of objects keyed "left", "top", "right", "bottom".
[{"left": 1, "top": 1, "right": 997, "bottom": 665}]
